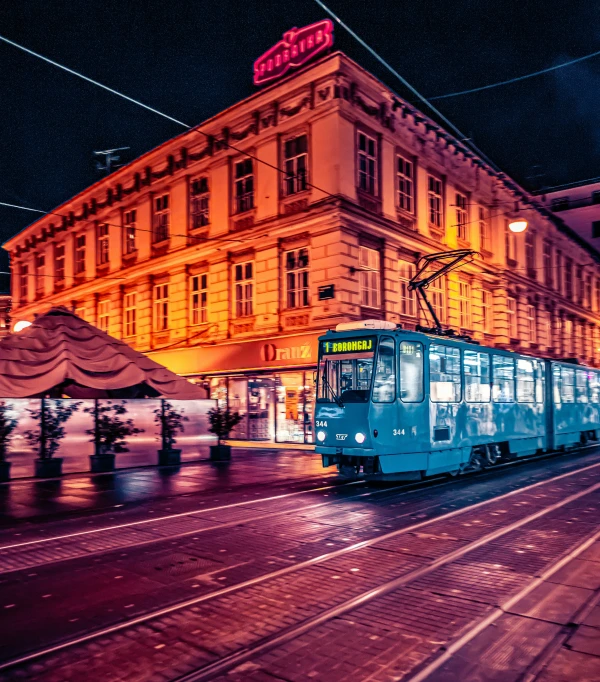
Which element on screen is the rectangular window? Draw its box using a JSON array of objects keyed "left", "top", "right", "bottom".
[
  {"left": 456, "top": 193, "right": 468, "bottom": 241},
  {"left": 458, "top": 281, "right": 471, "bottom": 329},
  {"left": 555, "top": 252, "right": 564, "bottom": 295},
  {"left": 396, "top": 155, "right": 414, "bottom": 212},
  {"left": 543, "top": 241, "right": 553, "bottom": 289},
  {"left": 153, "top": 283, "right": 169, "bottom": 332},
  {"left": 359, "top": 246, "right": 380, "bottom": 309},
  {"left": 399, "top": 341, "right": 424, "bottom": 402},
  {"left": 190, "top": 274, "right": 208, "bottom": 325},
  {"left": 430, "top": 276, "right": 446, "bottom": 325},
  {"left": 428, "top": 176, "right": 443, "bottom": 228},
  {"left": 398, "top": 259, "right": 416, "bottom": 317},
  {"left": 525, "top": 232, "right": 535, "bottom": 274},
  {"left": 576, "top": 370, "right": 588, "bottom": 403},
  {"left": 481, "top": 290, "right": 493, "bottom": 334},
  {"left": 464, "top": 351, "right": 490, "bottom": 402},
  {"left": 372, "top": 337, "right": 395, "bottom": 402},
  {"left": 565, "top": 258, "right": 573, "bottom": 299},
  {"left": 527, "top": 304, "right": 537, "bottom": 344},
  {"left": 97, "top": 300, "right": 110, "bottom": 333},
  {"left": 74, "top": 306, "right": 86, "bottom": 321},
  {"left": 124, "top": 210, "right": 137, "bottom": 254},
  {"left": 124, "top": 292, "right": 137, "bottom": 337},
  {"left": 153, "top": 194, "right": 170, "bottom": 243},
  {"left": 285, "top": 248, "right": 309, "bottom": 309},
  {"left": 479, "top": 207, "right": 489, "bottom": 251},
  {"left": 55, "top": 245, "right": 65, "bottom": 282},
  {"left": 20, "top": 264, "right": 28, "bottom": 302},
  {"left": 35, "top": 254, "right": 45, "bottom": 296},
  {"left": 516, "top": 358, "right": 535, "bottom": 402},
  {"left": 560, "top": 366, "right": 575, "bottom": 403},
  {"left": 552, "top": 197, "right": 569, "bottom": 211},
  {"left": 585, "top": 274, "right": 592, "bottom": 309},
  {"left": 283, "top": 135, "right": 308, "bottom": 196},
  {"left": 507, "top": 296, "right": 518, "bottom": 338},
  {"left": 190, "top": 178, "right": 210, "bottom": 229},
  {"left": 564, "top": 318, "right": 573, "bottom": 355},
  {"left": 590, "top": 372, "right": 600, "bottom": 403},
  {"left": 429, "top": 344, "right": 461, "bottom": 402},
  {"left": 357, "top": 131, "right": 377, "bottom": 195},
  {"left": 234, "top": 159, "right": 254, "bottom": 213},
  {"left": 493, "top": 355, "right": 515, "bottom": 402},
  {"left": 234, "top": 261, "right": 253, "bottom": 317},
  {"left": 505, "top": 220, "right": 516, "bottom": 262},
  {"left": 97, "top": 223, "right": 109, "bottom": 265}
]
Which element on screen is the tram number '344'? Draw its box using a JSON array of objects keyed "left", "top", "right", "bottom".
[
  {"left": 393, "top": 429, "right": 405, "bottom": 436},
  {"left": 316, "top": 420, "right": 328, "bottom": 427}
]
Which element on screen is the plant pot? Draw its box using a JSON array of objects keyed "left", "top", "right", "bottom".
[
  {"left": 210, "top": 444, "right": 232, "bottom": 461},
  {"left": 0, "top": 461, "right": 11, "bottom": 483},
  {"left": 35, "top": 458, "right": 63, "bottom": 478},
  {"left": 90, "top": 453, "right": 116, "bottom": 473},
  {"left": 158, "top": 448, "right": 181, "bottom": 466}
]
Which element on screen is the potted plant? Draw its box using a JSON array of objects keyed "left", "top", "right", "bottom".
[
  {"left": 0, "top": 401, "right": 17, "bottom": 482},
  {"left": 208, "top": 405, "right": 242, "bottom": 461},
  {"left": 84, "top": 400, "right": 144, "bottom": 473},
  {"left": 25, "top": 399, "right": 82, "bottom": 478},
  {"left": 154, "top": 400, "right": 188, "bottom": 466}
]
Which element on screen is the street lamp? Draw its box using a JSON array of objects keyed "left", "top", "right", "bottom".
[
  {"left": 13, "top": 320, "right": 31, "bottom": 333},
  {"left": 508, "top": 202, "right": 528, "bottom": 233}
]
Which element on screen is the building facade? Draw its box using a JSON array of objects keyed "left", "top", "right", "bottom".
[
  {"left": 0, "top": 294, "right": 10, "bottom": 340},
  {"left": 6, "top": 50, "right": 600, "bottom": 444},
  {"left": 540, "top": 179, "right": 600, "bottom": 249}
]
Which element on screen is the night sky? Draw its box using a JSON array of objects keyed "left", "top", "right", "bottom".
[{"left": 1, "top": 0, "right": 599, "bottom": 281}]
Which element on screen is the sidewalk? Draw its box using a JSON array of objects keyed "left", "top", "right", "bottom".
[{"left": 0, "top": 447, "right": 326, "bottom": 526}]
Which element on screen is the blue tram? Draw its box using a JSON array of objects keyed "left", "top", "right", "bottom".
[{"left": 315, "top": 321, "right": 600, "bottom": 479}]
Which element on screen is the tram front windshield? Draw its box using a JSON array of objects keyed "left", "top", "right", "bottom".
[{"left": 317, "top": 337, "right": 376, "bottom": 403}]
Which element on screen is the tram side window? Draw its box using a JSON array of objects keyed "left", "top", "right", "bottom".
[
  {"left": 516, "top": 358, "right": 535, "bottom": 403},
  {"left": 464, "top": 351, "right": 490, "bottom": 402},
  {"left": 552, "top": 364, "right": 561, "bottom": 404},
  {"left": 576, "top": 370, "right": 589, "bottom": 404},
  {"left": 430, "top": 344, "right": 461, "bottom": 402},
  {"left": 534, "top": 360, "right": 545, "bottom": 403},
  {"left": 492, "top": 356, "right": 515, "bottom": 402},
  {"left": 400, "top": 341, "right": 424, "bottom": 402},
  {"left": 560, "top": 367, "right": 575, "bottom": 403},
  {"left": 372, "top": 337, "right": 395, "bottom": 403},
  {"left": 590, "top": 372, "right": 600, "bottom": 404}
]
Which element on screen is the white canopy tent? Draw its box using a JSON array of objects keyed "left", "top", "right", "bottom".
[{"left": 0, "top": 307, "right": 207, "bottom": 399}]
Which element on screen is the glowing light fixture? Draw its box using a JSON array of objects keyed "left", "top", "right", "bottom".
[
  {"left": 13, "top": 320, "right": 32, "bottom": 333},
  {"left": 317, "top": 430, "right": 326, "bottom": 442},
  {"left": 508, "top": 201, "right": 528, "bottom": 233},
  {"left": 355, "top": 432, "right": 366, "bottom": 444}
]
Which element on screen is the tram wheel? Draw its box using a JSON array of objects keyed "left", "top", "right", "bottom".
[{"left": 485, "top": 444, "right": 500, "bottom": 466}]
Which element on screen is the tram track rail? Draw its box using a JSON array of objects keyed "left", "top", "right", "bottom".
[{"left": 2, "top": 453, "right": 600, "bottom": 679}]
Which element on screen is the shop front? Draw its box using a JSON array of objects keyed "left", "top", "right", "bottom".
[{"left": 147, "top": 331, "right": 321, "bottom": 444}]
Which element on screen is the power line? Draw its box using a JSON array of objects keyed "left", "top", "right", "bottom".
[{"left": 429, "top": 48, "right": 600, "bottom": 101}]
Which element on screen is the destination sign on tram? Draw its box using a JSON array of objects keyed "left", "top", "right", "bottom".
[{"left": 320, "top": 337, "right": 375, "bottom": 355}]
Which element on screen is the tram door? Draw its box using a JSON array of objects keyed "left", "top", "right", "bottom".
[{"left": 371, "top": 337, "right": 402, "bottom": 453}]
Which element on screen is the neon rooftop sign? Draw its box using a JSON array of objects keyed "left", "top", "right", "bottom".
[{"left": 253, "top": 19, "right": 334, "bottom": 86}]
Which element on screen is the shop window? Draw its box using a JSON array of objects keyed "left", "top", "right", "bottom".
[
  {"left": 398, "top": 259, "right": 416, "bottom": 317},
  {"left": 190, "top": 274, "right": 208, "bottom": 325},
  {"left": 283, "top": 135, "right": 308, "bottom": 196},
  {"left": 124, "top": 292, "right": 136, "bottom": 337},
  {"left": 285, "top": 248, "right": 309, "bottom": 309},
  {"left": 400, "top": 341, "right": 423, "bottom": 402},
  {"left": 357, "top": 131, "right": 377, "bottom": 195},
  {"left": 359, "top": 246, "right": 380, "bottom": 309},
  {"left": 190, "top": 177, "right": 209, "bottom": 229},
  {"left": 97, "top": 223, "right": 109, "bottom": 265},
  {"left": 55, "top": 245, "right": 65, "bottom": 283},
  {"left": 153, "top": 283, "right": 169, "bottom": 332},
  {"left": 492, "top": 355, "right": 515, "bottom": 402},
  {"left": 124, "top": 209, "right": 137, "bottom": 254},
  {"left": 396, "top": 155, "right": 414, "bottom": 213},
  {"left": 234, "top": 261, "right": 253, "bottom": 317},
  {"left": 98, "top": 300, "right": 110, "bottom": 333},
  {"left": 153, "top": 194, "right": 170, "bottom": 243},
  {"left": 516, "top": 358, "right": 535, "bottom": 403},
  {"left": 428, "top": 176, "right": 443, "bottom": 228},
  {"left": 456, "top": 193, "right": 468, "bottom": 241},
  {"left": 234, "top": 159, "right": 254, "bottom": 213},
  {"left": 373, "top": 337, "right": 395, "bottom": 403},
  {"left": 75, "top": 234, "right": 86, "bottom": 275},
  {"left": 464, "top": 351, "right": 490, "bottom": 402},
  {"left": 429, "top": 344, "right": 461, "bottom": 402}
]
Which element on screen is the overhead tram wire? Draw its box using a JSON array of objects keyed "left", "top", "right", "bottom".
[{"left": 0, "top": 34, "right": 338, "bottom": 204}]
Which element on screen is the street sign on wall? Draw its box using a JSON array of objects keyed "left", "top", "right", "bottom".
[{"left": 253, "top": 19, "right": 334, "bottom": 87}]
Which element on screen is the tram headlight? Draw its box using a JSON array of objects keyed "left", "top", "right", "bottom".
[
  {"left": 317, "top": 430, "right": 326, "bottom": 442},
  {"left": 355, "top": 432, "right": 366, "bottom": 444}
]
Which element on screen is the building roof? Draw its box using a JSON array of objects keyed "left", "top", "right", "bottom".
[{"left": 0, "top": 307, "right": 208, "bottom": 399}]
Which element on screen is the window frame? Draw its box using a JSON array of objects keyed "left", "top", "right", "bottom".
[
  {"left": 479, "top": 207, "right": 489, "bottom": 252},
  {"left": 234, "top": 261, "right": 254, "bottom": 318},
  {"left": 97, "top": 223, "right": 110, "bottom": 266},
  {"left": 19, "top": 264, "right": 28, "bottom": 302},
  {"left": 190, "top": 273, "right": 208, "bottom": 325},
  {"left": 396, "top": 154, "right": 414, "bottom": 213},
  {"left": 55, "top": 244, "right": 65, "bottom": 283},
  {"left": 190, "top": 177, "right": 210, "bottom": 229},
  {"left": 124, "top": 209, "right": 137, "bottom": 255},
  {"left": 152, "top": 194, "right": 170, "bottom": 243},
  {"left": 284, "top": 248, "right": 310, "bottom": 309},
  {"left": 429, "top": 343, "right": 462, "bottom": 403},
  {"left": 398, "top": 259, "right": 416, "bottom": 317},
  {"left": 124, "top": 291, "right": 137, "bottom": 337},
  {"left": 372, "top": 336, "right": 396, "bottom": 403},
  {"left": 357, "top": 130, "right": 377, "bottom": 195},
  {"left": 399, "top": 341, "right": 424, "bottom": 403},
  {"left": 458, "top": 280, "right": 472, "bottom": 330},
  {"left": 283, "top": 134, "right": 308, "bottom": 197},
  {"left": 358, "top": 246, "right": 381, "bottom": 309},
  {"left": 492, "top": 355, "right": 515, "bottom": 403},
  {"left": 153, "top": 283, "right": 169, "bottom": 332},
  {"left": 97, "top": 299, "right": 110, "bottom": 333},
  {"left": 427, "top": 175, "right": 443, "bottom": 228},
  {"left": 234, "top": 159, "right": 254, "bottom": 214},
  {"left": 455, "top": 192, "right": 468, "bottom": 241},
  {"left": 464, "top": 350, "right": 491, "bottom": 403}
]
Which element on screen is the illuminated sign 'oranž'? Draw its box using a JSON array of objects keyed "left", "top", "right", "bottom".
[{"left": 253, "top": 19, "right": 334, "bottom": 86}]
